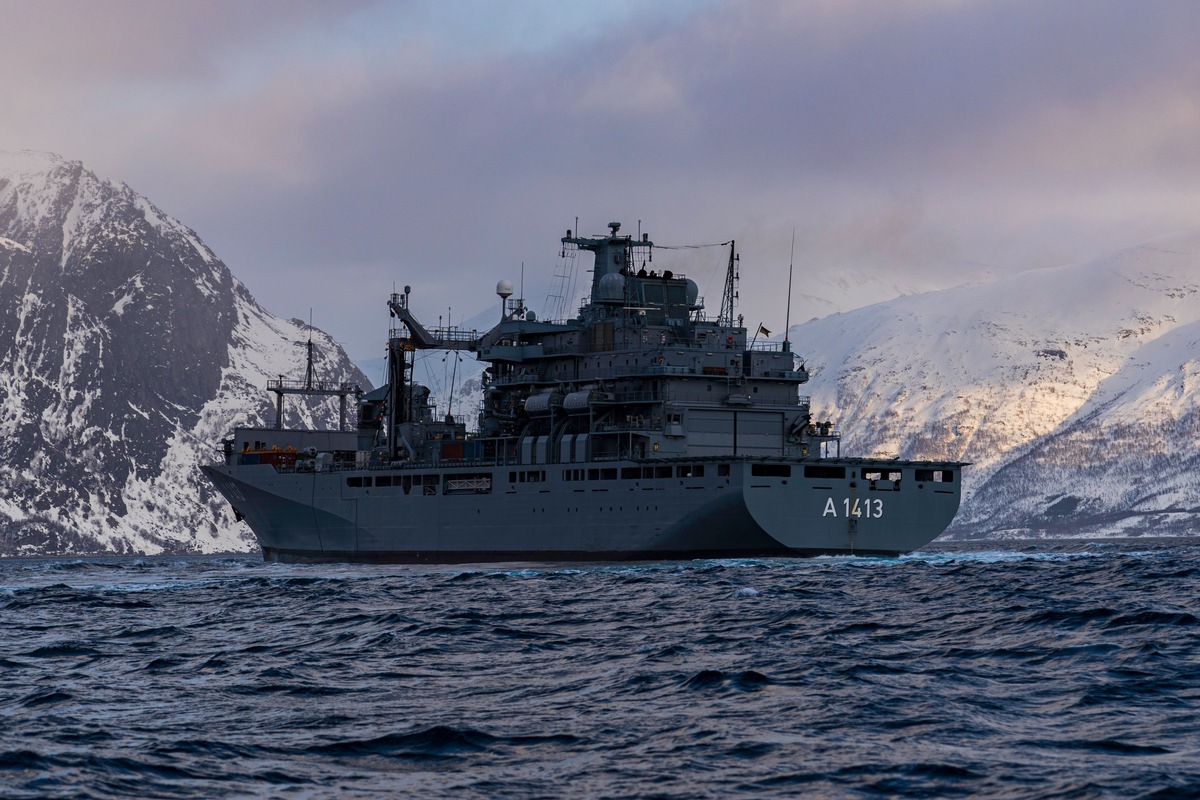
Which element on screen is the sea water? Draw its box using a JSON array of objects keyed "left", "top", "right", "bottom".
[{"left": 2, "top": 539, "right": 1198, "bottom": 798}]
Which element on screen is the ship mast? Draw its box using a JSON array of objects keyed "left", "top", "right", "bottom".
[
  {"left": 267, "top": 318, "right": 360, "bottom": 432},
  {"left": 718, "top": 240, "right": 738, "bottom": 326}
]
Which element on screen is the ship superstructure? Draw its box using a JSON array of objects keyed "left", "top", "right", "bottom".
[{"left": 204, "top": 223, "right": 964, "bottom": 562}]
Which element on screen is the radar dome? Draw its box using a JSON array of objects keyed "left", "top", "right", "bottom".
[
  {"left": 685, "top": 278, "right": 700, "bottom": 307},
  {"left": 496, "top": 280, "right": 514, "bottom": 298},
  {"left": 598, "top": 272, "right": 625, "bottom": 303}
]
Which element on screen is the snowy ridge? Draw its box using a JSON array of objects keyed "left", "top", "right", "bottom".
[
  {"left": 4, "top": 147, "right": 1196, "bottom": 550},
  {"left": 792, "top": 232, "right": 1200, "bottom": 539},
  {"left": 0, "top": 151, "right": 368, "bottom": 556}
]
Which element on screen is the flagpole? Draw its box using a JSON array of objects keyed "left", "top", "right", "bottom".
[{"left": 784, "top": 227, "right": 794, "bottom": 352}]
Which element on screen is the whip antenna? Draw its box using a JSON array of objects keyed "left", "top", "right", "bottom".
[{"left": 784, "top": 227, "right": 795, "bottom": 351}]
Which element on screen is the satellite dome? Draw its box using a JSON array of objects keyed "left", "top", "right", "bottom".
[
  {"left": 685, "top": 278, "right": 700, "bottom": 307},
  {"left": 496, "top": 280, "right": 514, "bottom": 299},
  {"left": 598, "top": 272, "right": 625, "bottom": 303}
]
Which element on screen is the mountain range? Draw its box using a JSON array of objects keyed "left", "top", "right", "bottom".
[
  {"left": 2, "top": 150, "right": 1197, "bottom": 554},
  {"left": 795, "top": 233, "right": 1200, "bottom": 539},
  {"left": 0, "top": 151, "right": 366, "bottom": 556}
]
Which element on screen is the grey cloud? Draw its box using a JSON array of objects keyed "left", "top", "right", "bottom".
[
  {"left": 4, "top": 0, "right": 1200, "bottom": 358},
  {"left": 2, "top": 0, "right": 375, "bottom": 81}
]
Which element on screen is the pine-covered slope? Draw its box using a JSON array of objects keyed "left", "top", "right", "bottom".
[
  {"left": 792, "top": 233, "right": 1200, "bottom": 539},
  {"left": 0, "top": 151, "right": 367, "bottom": 556}
]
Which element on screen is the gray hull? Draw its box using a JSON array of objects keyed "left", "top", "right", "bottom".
[{"left": 204, "top": 458, "right": 961, "bottom": 563}]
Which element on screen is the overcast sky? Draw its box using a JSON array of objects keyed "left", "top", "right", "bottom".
[{"left": 4, "top": 0, "right": 1199, "bottom": 362}]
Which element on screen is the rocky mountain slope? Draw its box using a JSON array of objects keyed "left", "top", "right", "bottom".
[
  {"left": 3, "top": 149, "right": 1194, "bottom": 552},
  {"left": 0, "top": 151, "right": 367, "bottom": 556},
  {"left": 792, "top": 233, "right": 1200, "bottom": 539}
]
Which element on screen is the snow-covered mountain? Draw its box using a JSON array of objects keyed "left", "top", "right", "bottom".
[
  {"left": 3, "top": 148, "right": 1193, "bottom": 552},
  {"left": 792, "top": 233, "right": 1200, "bottom": 539},
  {"left": 0, "top": 151, "right": 367, "bottom": 556}
]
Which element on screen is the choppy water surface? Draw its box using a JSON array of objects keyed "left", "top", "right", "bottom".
[{"left": 2, "top": 539, "right": 1199, "bottom": 798}]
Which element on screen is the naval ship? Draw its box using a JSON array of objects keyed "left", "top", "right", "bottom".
[{"left": 204, "top": 223, "right": 964, "bottom": 563}]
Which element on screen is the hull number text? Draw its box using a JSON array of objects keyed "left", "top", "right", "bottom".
[{"left": 823, "top": 497, "right": 883, "bottom": 518}]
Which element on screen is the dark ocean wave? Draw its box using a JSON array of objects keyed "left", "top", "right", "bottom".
[{"left": 2, "top": 538, "right": 1200, "bottom": 798}]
